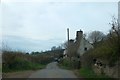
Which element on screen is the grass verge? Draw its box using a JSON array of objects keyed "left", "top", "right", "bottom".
[
  {"left": 0, "top": 64, "right": 2, "bottom": 72},
  {"left": 79, "top": 67, "right": 114, "bottom": 80},
  {"left": 58, "top": 63, "right": 73, "bottom": 70},
  {"left": 3, "top": 62, "right": 46, "bottom": 73}
]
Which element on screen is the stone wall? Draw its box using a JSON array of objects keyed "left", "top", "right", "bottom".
[{"left": 93, "top": 60, "right": 120, "bottom": 78}]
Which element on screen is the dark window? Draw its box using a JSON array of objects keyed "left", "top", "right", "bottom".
[
  {"left": 77, "top": 55, "right": 80, "bottom": 58},
  {"left": 84, "top": 47, "right": 87, "bottom": 51}
]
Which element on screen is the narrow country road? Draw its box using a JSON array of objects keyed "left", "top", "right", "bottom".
[{"left": 29, "top": 62, "right": 77, "bottom": 78}]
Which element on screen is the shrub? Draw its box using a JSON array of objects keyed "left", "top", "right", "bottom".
[{"left": 2, "top": 50, "right": 47, "bottom": 72}]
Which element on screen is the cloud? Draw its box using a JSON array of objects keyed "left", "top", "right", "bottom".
[
  {"left": 1, "top": 2, "right": 118, "bottom": 52},
  {"left": 2, "top": 0, "right": 120, "bottom": 3},
  {"left": 2, "top": 2, "right": 67, "bottom": 41},
  {"left": 3, "top": 35, "right": 63, "bottom": 52}
]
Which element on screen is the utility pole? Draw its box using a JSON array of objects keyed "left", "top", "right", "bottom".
[
  {"left": 118, "top": 1, "right": 120, "bottom": 25},
  {"left": 67, "top": 28, "right": 72, "bottom": 67},
  {"left": 67, "top": 28, "right": 69, "bottom": 43}
]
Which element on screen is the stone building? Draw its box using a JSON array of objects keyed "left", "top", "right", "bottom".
[
  {"left": 76, "top": 30, "right": 93, "bottom": 56},
  {"left": 63, "top": 30, "right": 93, "bottom": 58}
]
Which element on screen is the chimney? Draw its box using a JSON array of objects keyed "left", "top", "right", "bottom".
[{"left": 76, "top": 29, "right": 83, "bottom": 41}]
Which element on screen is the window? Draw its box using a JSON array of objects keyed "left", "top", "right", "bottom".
[{"left": 84, "top": 47, "right": 87, "bottom": 51}]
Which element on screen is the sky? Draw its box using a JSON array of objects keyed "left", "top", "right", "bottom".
[{"left": 1, "top": 0, "right": 119, "bottom": 52}]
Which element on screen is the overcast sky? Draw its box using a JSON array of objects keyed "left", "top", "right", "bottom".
[{"left": 1, "top": 0, "right": 119, "bottom": 52}]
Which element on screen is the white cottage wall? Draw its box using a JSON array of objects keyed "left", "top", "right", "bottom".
[{"left": 77, "top": 37, "right": 93, "bottom": 56}]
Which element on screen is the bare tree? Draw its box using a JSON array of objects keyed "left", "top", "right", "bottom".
[
  {"left": 51, "top": 46, "right": 56, "bottom": 51},
  {"left": 62, "top": 41, "right": 69, "bottom": 49},
  {"left": 88, "top": 31, "right": 105, "bottom": 45},
  {"left": 110, "top": 16, "right": 120, "bottom": 38}
]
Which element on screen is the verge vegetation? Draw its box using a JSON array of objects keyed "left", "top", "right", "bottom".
[
  {"left": 59, "top": 17, "right": 120, "bottom": 78},
  {"left": 2, "top": 50, "right": 51, "bottom": 73}
]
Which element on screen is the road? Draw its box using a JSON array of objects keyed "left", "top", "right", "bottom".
[{"left": 29, "top": 62, "right": 77, "bottom": 78}]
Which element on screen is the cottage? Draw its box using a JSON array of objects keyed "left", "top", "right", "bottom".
[
  {"left": 63, "top": 30, "right": 93, "bottom": 58},
  {"left": 76, "top": 30, "right": 93, "bottom": 56}
]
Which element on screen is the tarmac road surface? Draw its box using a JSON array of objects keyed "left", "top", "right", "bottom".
[{"left": 29, "top": 62, "right": 77, "bottom": 78}]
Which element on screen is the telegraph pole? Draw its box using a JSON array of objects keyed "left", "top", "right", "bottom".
[
  {"left": 67, "top": 28, "right": 70, "bottom": 50},
  {"left": 67, "top": 28, "right": 69, "bottom": 42},
  {"left": 118, "top": 1, "right": 120, "bottom": 25}
]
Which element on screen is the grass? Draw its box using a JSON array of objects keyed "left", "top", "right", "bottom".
[
  {"left": 79, "top": 67, "right": 114, "bottom": 80},
  {"left": 3, "top": 62, "right": 46, "bottom": 73},
  {"left": 58, "top": 61, "right": 115, "bottom": 80},
  {"left": 58, "top": 63, "right": 73, "bottom": 70},
  {"left": 0, "top": 64, "right": 2, "bottom": 72},
  {"left": 58, "top": 58, "right": 77, "bottom": 70}
]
